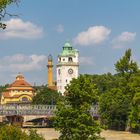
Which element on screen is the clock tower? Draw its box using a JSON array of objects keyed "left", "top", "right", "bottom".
[{"left": 57, "top": 42, "right": 79, "bottom": 94}]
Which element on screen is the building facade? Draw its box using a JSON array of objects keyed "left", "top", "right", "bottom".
[
  {"left": 56, "top": 42, "right": 79, "bottom": 94},
  {"left": 1, "top": 74, "right": 35, "bottom": 104}
]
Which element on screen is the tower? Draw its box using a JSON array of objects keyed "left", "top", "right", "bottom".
[
  {"left": 57, "top": 42, "right": 79, "bottom": 94},
  {"left": 47, "top": 54, "right": 53, "bottom": 87}
]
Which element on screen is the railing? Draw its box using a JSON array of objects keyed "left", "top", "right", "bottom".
[
  {"left": 0, "top": 105, "right": 57, "bottom": 116},
  {"left": 0, "top": 104, "right": 99, "bottom": 116}
]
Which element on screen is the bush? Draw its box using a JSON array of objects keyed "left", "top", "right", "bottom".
[{"left": 0, "top": 125, "right": 45, "bottom": 140}]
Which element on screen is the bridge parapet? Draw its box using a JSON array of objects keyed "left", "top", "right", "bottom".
[
  {"left": 0, "top": 105, "right": 57, "bottom": 116},
  {"left": 0, "top": 104, "right": 98, "bottom": 117}
]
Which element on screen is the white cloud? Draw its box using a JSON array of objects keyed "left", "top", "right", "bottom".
[
  {"left": 0, "top": 54, "right": 47, "bottom": 72},
  {"left": 56, "top": 24, "right": 64, "bottom": 33},
  {"left": 112, "top": 32, "right": 136, "bottom": 49},
  {"left": 0, "top": 18, "right": 43, "bottom": 39},
  {"left": 79, "top": 57, "right": 94, "bottom": 65},
  {"left": 74, "top": 26, "right": 111, "bottom": 46}
]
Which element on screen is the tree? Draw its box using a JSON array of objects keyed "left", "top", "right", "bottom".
[
  {"left": 0, "top": 125, "right": 45, "bottom": 140},
  {"left": 0, "top": 84, "right": 8, "bottom": 95},
  {"left": 54, "top": 75, "right": 104, "bottom": 140},
  {"left": 99, "top": 88, "right": 130, "bottom": 130},
  {"left": 129, "top": 92, "right": 140, "bottom": 133},
  {"left": 115, "top": 48, "right": 138, "bottom": 78},
  {"left": 32, "top": 85, "right": 61, "bottom": 105},
  {"left": 99, "top": 49, "right": 139, "bottom": 131},
  {"left": 127, "top": 71, "right": 140, "bottom": 133},
  {"left": 85, "top": 73, "right": 119, "bottom": 95},
  {"left": 0, "top": 0, "right": 19, "bottom": 29}
]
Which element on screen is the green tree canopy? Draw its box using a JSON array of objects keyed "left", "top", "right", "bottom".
[
  {"left": 32, "top": 85, "right": 61, "bottom": 105},
  {"left": 115, "top": 48, "right": 138, "bottom": 77},
  {"left": 54, "top": 75, "right": 103, "bottom": 140},
  {"left": 99, "top": 49, "right": 140, "bottom": 131}
]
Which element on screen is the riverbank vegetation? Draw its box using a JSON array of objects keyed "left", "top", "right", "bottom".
[
  {"left": 0, "top": 125, "right": 45, "bottom": 140},
  {"left": 88, "top": 49, "right": 140, "bottom": 133},
  {"left": 54, "top": 49, "right": 140, "bottom": 140}
]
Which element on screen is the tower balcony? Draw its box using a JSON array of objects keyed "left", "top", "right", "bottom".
[{"left": 57, "top": 62, "right": 79, "bottom": 67}]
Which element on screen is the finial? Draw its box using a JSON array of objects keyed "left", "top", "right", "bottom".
[
  {"left": 16, "top": 72, "right": 24, "bottom": 80},
  {"left": 48, "top": 54, "right": 53, "bottom": 61}
]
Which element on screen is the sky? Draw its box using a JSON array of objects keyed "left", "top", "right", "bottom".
[{"left": 0, "top": 0, "right": 140, "bottom": 85}]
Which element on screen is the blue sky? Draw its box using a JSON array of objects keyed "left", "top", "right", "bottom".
[{"left": 0, "top": 0, "right": 140, "bottom": 85}]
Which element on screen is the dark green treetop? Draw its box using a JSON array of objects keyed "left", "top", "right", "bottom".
[
  {"left": 32, "top": 85, "right": 61, "bottom": 105},
  {"left": 54, "top": 75, "right": 104, "bottom": 140}
]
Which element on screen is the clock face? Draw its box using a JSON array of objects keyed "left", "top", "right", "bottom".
[{"left": 68, "top": 68, "right": 73, "bottom": 74}]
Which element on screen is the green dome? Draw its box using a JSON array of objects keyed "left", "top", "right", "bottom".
[
  {"left": 59, "top": 42, "right": 78, "bottom": 57},
  {"left": 64, "top": 42, "right": 72, "bottom": 48}
]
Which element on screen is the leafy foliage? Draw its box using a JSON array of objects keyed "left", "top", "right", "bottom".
[
  {"left": 54, "top": 75, "right": 104, "bottom": 140},
  {"left": 99, "top": 49, "right": 140, "bottom": 132},
  {"left": 0, "top": 125, "right": 45, "bottom": 140},
  {"left": 129, "top": 91, "right": 140, "bottom": 133},
  {"left": 32, "top": 85, "right": 62, "bottom": 105},
  {"left": 115, "top": 48, "right": 138, "bottom": 77},
  {"left": 0, "top": 84, "right": 8, "bottom": 95},
  {"left": 0, "top": 0, "right": 19, "bottom": 29}
]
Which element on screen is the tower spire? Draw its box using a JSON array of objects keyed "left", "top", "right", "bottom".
[{"left": 47, "top": 54, "right": 53, "bottom": 87}]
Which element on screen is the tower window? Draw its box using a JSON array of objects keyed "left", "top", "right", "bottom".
[
  {"left": 58, "top": 69, "right": 61, "bottom": 75},
  {"left": 63, "top": 58, "right": 65, "bottom": 61},
  {"left": 68, "top": 57, "right": 73, "bottom": 62},
  {"left": 66, "top": 79, "right": 67, "bottom": 83},
  {"left": 59, "top": 57, "right": 61, "bottom": 62}
]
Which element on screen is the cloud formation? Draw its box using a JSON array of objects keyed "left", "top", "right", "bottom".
[
  {"left": 56, "top": 24, "right": 64, "bottom": 33},
  {"left": 112, "top": 32, "right": 136, "bottom": 49},
  {"left": 0, "top": 54, "right": 47, "bottom": 72},
  {"left": 74, "top": 26, "right": 111, "bottom": 46},
  {"left": 0, "top": 18, "right": 43, "bottom": 39}
]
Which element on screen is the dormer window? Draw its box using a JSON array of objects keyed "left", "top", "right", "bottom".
[{"left": 68, "top": 57, "right": 73, "bottom": 62}]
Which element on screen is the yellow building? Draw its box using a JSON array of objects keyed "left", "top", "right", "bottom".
[{"left": 1, "top": 74, "right": 35, "bottom": 104}]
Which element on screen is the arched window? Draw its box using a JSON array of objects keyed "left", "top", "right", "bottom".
[{"left": 68, "top": 57, "right": 73, "bottom": 62}]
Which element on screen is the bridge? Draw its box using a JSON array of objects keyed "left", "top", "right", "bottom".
[
  {"left": 0, "top": 104, "right": 98, "bottom": 126},
  {"left": 0, "top": 105, "right": 56, "bottom": 116}
]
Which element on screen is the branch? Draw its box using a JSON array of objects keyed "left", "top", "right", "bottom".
[{"left": 0, "top": 0, "right": 20, "bottom": 29}]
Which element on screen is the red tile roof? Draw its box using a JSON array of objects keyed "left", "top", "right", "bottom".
[{"left": 9, "top": 80, "right": 32, "bottom": 87}]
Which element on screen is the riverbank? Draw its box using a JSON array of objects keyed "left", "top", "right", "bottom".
[{"left": 24, "top": 128, "right": 140, "bottom": 140}]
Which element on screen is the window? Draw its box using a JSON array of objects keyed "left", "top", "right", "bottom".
[
  {"left": 68, "top": 57, "right": 73, "bottom": 62},
  {"left": 22, "top": 97, "right": 28, "bottom": 102},
  {"left": 58, "top": 69, "right": 61, "bottom": 75},
  {"left": 63, "top": 58, "right": 65, "bottom": 61}
]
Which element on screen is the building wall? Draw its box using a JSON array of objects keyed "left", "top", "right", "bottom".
[
  {"left": 57, "top": 44, "right": 79, "bottom": 94},
  {"left": 1, "top": 95, "right": 32, "bottom": 104},
  {"left": 57, "top": 65, "right": 78, "bottom": 94}
]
